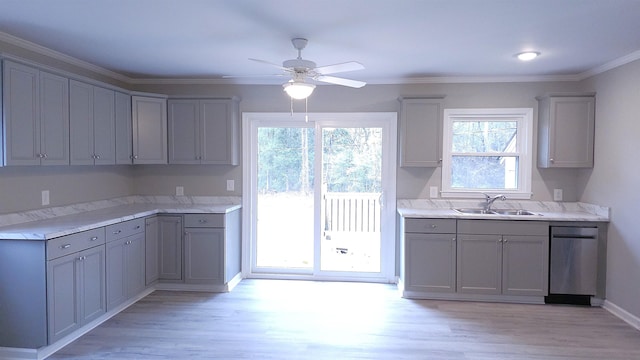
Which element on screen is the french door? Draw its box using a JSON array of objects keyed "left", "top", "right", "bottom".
[{"left": 243, "top": 112, "right": 397, "bottom": 282}]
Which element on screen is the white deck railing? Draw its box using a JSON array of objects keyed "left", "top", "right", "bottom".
[{"left": 323, "top": 193, "right": 381, "bottom": 233}]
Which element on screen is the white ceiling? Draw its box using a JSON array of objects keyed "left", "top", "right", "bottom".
[{"left": 1, "top": 0, "right": 640, "bottom": 85}]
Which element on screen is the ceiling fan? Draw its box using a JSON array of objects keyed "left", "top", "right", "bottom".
[{"left": 241, "top": 38, "right": 366, "bottom": 99}]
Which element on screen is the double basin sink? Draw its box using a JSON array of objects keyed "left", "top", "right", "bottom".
[{"left": 454, "top": 208, "right": 539, "bottom": 216}]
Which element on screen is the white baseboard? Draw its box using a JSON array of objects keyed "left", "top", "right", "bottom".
[{"left": 603, "top": 300, "right": 640, "bottom": 331}]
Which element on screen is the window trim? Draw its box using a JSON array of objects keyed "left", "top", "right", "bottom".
[{"left": 441, "top": 108, "right": 533, "bottom": 199}]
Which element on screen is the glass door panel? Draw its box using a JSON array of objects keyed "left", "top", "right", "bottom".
[
  {"left": 320, "top": 127, "right": 382, "bottom": 273},
  {"left": 256, "top": 127, "right": 315, "bottom": 271}
]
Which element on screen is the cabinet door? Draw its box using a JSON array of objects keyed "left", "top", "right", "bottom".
[
  {"left": 78, "top": 245, "right": 106, "bottom": 324},
  {"left": 106, "top": 237, "right": 126, "bottom": 310},
  {"left": 92, "top": 86, "right": 116, "bottom": 165},
  {"left": 125, "top": 232, "right": 146, "bottom": 297},
  {"left": 69, "top": 80, "right": 95, "bottom": 165},
  {"left": 145, "top": 216, "right": 159, "bottom": 285},
  {"left": 200, "top": 99, "right": 238, "bottom": 165},
  {"left": 168, "top": 99, "right": 200, "bottom": 164},
  {"left": 132, "top": 96, "right": 168, "bottom": 164},
  {"left": 115, "top": 92, "right": 133, "bottom": 164},
  {"left": 158, "top": 216, "right": 183, "bottom": 280},
  {"left": 3, "top": 60, "right": 40, "bottom": 165},
  {"left": 39, "top": 71, "right": 69, "bottom": 165},
  {"left": 47, "top": 253, "right": 80, "bottom": 343},
  {"left": 184, "top": 228, "right": 224, "bottom": 284},
  {"left": 457, "top": 234, "right": 502, "bottom": 295},
  {"left": 502, "top": 235, "right": 549, "bottom": 296},
  {"left": 404, "top": 233, "right": 456, "bottom": 293},
  {"left": 400, "top": 98, "right": 443, "bottom": 167},
  {"left": 538, "top": 96, "right": 595, "bottom": 168}
]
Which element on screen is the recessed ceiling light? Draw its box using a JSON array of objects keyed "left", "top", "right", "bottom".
[{"left": 516, "top": 51, "right": 540, "bottom": 61}]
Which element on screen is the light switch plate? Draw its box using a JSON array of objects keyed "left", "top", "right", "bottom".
[
  {"left": 429, "top": 186, "right": 439, "bottom": 198},
  {"left": 226, "top": 180, "right": 235, "bottom": 191},
  {"left": 176, "top": 186, "right": 184, "bottom": 196},
  {"left": 42, "top": 190, "right": 50, "bottom": 206},
  {"left": 553, "top": 188, "right": 563, "bottom": 201}
]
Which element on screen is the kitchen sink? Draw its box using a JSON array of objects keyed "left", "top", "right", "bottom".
[
  {"left": 454, "top": 208, "right": 538, "bottom": 216},
  {"left": 492, "top": 209, "right": 537, "bottom": 216},
  {"left": 454, "top": 208, "right": 496, "bottom": 214}
]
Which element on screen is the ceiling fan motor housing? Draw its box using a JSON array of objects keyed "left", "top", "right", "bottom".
[{"left": 283, "top": 58, "right": 317, "bottom": 71}]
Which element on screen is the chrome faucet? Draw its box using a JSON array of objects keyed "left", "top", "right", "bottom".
[{"left": 483, "top": 193, "right": 506, "bottom": 211}]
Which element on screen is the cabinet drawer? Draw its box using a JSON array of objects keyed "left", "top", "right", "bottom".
[
  {"left": 47, "top": 228, "right": 106, "bottom": 260},
  {"left": 184, "top": 214, "right": 224, "bottom": 228},
  {"left": 405, "top": 218, "right": 456, "bottom": 234},
  {"left": 106, "top": 218, "right": 145, "bottom": 242},
  {"left": 457, "top": 220, "right": 549, "bottom": 236}
]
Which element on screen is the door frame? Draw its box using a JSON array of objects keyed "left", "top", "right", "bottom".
[{"left": 242, "top": 112, "right": 397, "bottom": 283}]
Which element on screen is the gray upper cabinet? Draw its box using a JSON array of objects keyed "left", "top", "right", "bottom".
[
  {"left": 115, "top": 91, "right": 133, "bottom": 164},
  {"left": 132, "top": 95, "right": 168, "bottom": 164},
  {"left": 2, "top": 60, "right": 69, "bottom": 166},
  {"left": 168, "top": 98, "right": 239, "bottom": 165},
  {"left": 69, "top": 80, "right": 116, "bottom": 165},
  {"left": 399, "top": 97, "right": 444, "bottom": 167},
  {"left": 537, "top": 94, "right": 595, "bottom": 168}
]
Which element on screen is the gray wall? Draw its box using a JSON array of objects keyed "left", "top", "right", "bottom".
[{"left": 579, "top": 59, "right": 640, "bottom": 319}]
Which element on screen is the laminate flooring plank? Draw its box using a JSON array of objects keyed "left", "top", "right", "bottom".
[{"left": 49, "top": 279, "right": 640, "bottom": 360}]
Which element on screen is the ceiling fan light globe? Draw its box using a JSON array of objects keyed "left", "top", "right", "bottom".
[{"left": 283, "top": 82, "right": 315, "bottom": 99}]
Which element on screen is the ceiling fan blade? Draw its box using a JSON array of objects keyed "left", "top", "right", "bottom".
[
  {"left": 249, "top": 58, "right": 291, "bottom": 72},
  {"left": 315, "top": 61, "right": 364, "bottom": 75},
  {"left": 315, "top": 75, "right": 366, "bottom": 88}
]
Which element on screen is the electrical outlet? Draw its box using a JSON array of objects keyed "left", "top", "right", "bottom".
[
  {"left": 42, "top": 190, "right": 50, "bottom": 206},
  {"left": 553, "top": 188, "right": 563, "bottom": 201},
  {"left": 429, "top": 186, "right": 439, "bottom": 198},
  {"left": 176, "top": 186, "right": 184, "bottom": 196},
  {"left": 226, "top": 180, "right": 235, "bottom": 191}
]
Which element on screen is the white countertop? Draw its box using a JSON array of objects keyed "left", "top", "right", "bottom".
[
  {"left": 0, "top": 196, "right": 241, "bottom": 241},
  {"left": 397, "top": 199, "right": 609, "bottom": 222}
]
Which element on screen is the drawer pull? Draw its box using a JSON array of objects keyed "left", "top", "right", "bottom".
[
  {"left": 60, "top": 244, "right": 71, "bottom": 249},
  {"left": 134, "top": 225, "right": 141, "bottom": 229},
  {"left": 113, "top": 230, "right": 122, "bottom": 235},
  {"left": 90, "top": 236, "right": 99, "bottom": 241},
  {"left": 430, "top": 224, "right": 437, "bottom": 229},
  {"left": 198, "top": 219, "right": 207, "bottom": 223}
]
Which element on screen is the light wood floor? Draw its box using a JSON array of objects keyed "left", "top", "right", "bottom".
[{"left": 50, "top": 279, "right": 640, "bottom": 359}]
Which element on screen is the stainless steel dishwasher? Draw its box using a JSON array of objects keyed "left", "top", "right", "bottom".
[{"left": 547, "top": 226, "right": 598, "bottom": 304}]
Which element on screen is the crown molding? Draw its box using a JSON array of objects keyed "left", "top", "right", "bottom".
[
  {"left": 0, "top": 31, "right": 132, "bottom": 83},
  {"left": 576, "top": 49, "right": 640, "bottom": 80}
]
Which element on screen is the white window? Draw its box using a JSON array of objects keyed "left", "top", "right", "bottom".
[{"left": 441, "top": 108, "right": 533, "bottom": 199}]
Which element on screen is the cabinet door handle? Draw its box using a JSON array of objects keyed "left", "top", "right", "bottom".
[
  {"left": 550, "top": 158, "right": 555, "bottom": 163},
  {"left": 42, "top": 153, "right": 47, "bottom": 158},
  {"left": 134, "top": 225, "right": 141, "bottom": 230},
  {"left": 90, "top": 236, "right": 99, "bottom": 241},
  {"left": 60, "top": 244, "right": 71, "bottom": 249},
  {"left": 451, "top": 237, "right": 456, "bottom": 242}
]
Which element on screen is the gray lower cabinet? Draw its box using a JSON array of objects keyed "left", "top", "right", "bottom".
[
  {"left": 183, "top": 210, "right": 241, "bottom": 285},
  {"left": 145, "top": 216, "right": 160, "bottom": 285},
  {"left": 456, "top": 220, "right": 549, "bottom": 297},
  {"left": 402, "top": 218, "right": 457, "bottom": 293},
  {"left": 47, "top": 242, "right": 106, "bottom": 344},
  {"left": 158, "top": 215, "right": 184, "bottom": 281},
  {"left": 105, "top": 231, "right": 145, "bottom": 311}
]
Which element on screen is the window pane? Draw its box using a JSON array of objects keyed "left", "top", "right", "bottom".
[
  {"left": 452, "top": 121, "right": 518, "bottom": 153},
  {"left": 451, "top": 156, "right": 518, "bottom": 189}
]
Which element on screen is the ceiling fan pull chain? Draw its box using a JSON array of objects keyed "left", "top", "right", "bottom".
[{"left": 305, "top": 97, "right": 309, "bottom": 122}]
